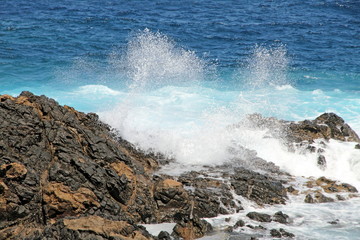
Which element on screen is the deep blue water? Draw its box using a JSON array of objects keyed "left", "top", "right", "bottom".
[
  {"left": 1, "top": 0, "right": 360, "bottom": 130},
  {"left": 1, "top": 0, "right": 360, "bottom": 131},
  {"left": 2, "top": 0, "right": 360, "bottom": 86}
]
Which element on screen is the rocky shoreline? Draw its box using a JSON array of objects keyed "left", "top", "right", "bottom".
[{"left": 0, "top": 92, "right": 359, "bottom": 240}]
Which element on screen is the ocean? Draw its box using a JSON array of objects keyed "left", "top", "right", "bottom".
[{"left": 1, "top": 0, "right": 360, "bottom": 239}]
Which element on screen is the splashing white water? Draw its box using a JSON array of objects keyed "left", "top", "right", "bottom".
[
  {"left": 99, "top": 31, "right": 360, "bottom": 190},
  {"left": 120, "top": 28, "right": 205, "bottom": 90},
  {"left": 244, "top": 44, "right": 289, "bottom": 89}
]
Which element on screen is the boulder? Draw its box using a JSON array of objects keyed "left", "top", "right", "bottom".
[
  {"left": 154, "top": 178, "right": 191, "bottom": 222},
  {"left": 304, "top": 192, "right": 334, "bottom": 203},
  {"left": 172, "top": 215, "right": 212, "bottom": 240},
  {"left": 315, "top": 176, "right": 358, "bottom": 193},
  {"left": 273, "top": 211, "right": 289, "bottom": 224},
  {"left": 270, "top": 228, "right": 295, "bottom": 238},
  {"left": 234, "top": 219, "right": 245, "bottom": 228},
  {"left": 286, "top": 113, "right": 360, "bottom": 143},
  {"left": 157, "top": 231, "right": 171, "bottom": 240},
  {"left": 246, "top": 212, "right": 272, "bottom": 223},
  {"left": 240, "top": 112, "right": 360, "bottom": 143}
]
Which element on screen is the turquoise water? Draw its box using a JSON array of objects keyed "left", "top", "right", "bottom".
[
  {"left": 1, "top": 0, "right": 359, "bottom": 127},
  {"left": 2, "top": 1, "right": 360, "bottom": 239}
]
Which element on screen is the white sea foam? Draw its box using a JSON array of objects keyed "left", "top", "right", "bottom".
[
  {"left": 204, "top": 197, "right": 360, "bottom": 240},
  {"left": 95, "top": 32, "right": 360, "bottom": 239},
  {"left": 99, "top": 34, "right": 360, "bottom": 188},
  {"left": 141, "top": 223, "right": 176, "bottom": 236},
  {"left": 304, "top": 75, "right": 319, "bottom": 79},
  {"left": 275, "top": 84, "right": 294, "bottom": 90},
  {"left": 312, "top": 89, "right": 324, "bottom": 95},
  {"left": 75, "top": 85, "right": 121, "bottom": 96}
]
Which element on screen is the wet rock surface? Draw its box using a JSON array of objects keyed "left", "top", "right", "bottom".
[
  {"left": 270, "top": 228, "right": 295, "bottom": 238},
  {"left": 243, "top": 112, "right": 360, "bottom": 144},
  {"left": 246, "top": 212, "right": 272, "bottom": 223},
  {"left": 231, "top": 168, "right": 287, "bottom": 205},
  {"left": 1, "top": 92, "right": 359, "bottom": 239},
  {"left": 177, "top": 170, "right": 243, "bottom": 217},
  {"left": 172, "top": 215, "right": 213, "bottom": 240},
  {"left": 302, "top": 177, "right": 358, "bottom": 203},
  {"left": 273, "top": 211, "right": 290, "bottom": 224}
]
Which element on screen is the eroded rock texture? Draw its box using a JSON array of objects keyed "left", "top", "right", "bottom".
[
  {"left": 0, "top": 92, "right": 157, "bottom": 239},
  {"left": 243, "top": 112, "right": 360, "bottom": 144}
]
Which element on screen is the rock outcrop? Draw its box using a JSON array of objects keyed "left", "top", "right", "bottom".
[
  {"left": 0, "top": 92, "right": 158, "bottom": 239},
  {"left": 231, "top": 168, "right": 287, "bottom": 205},
  {"left": 241, "top": 112, "right": 360, "bottom": 144},
  {"left": 172, "top": 215, "right": 213, "bottom": 240},
  {"left": 1, "top": 92, "right": 359, "bottom": 239},
  {"left": 287, "top": 113, "right": 360, "bottom": 143}
]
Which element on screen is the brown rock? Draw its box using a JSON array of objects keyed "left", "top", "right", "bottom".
[
  {"left": 316, "top": 176, "right": 358, "bottom": 193},
  {"left": 240, "top": 112, "right": 360, "bottom": 144},
  {"left": 63, "top": 215, "right": 150, "bottom": 239},
  {"left": 287, "top": 113, "right": 360, "bottom": 143},
  {"left": 161, "top": 179, "right": 183, "bottom": 188},
  {"left": 246, "top": 212, "right": 272, "bottom": 222},
  {"left": 154, "top": 178, "right": 190, "bottom": 222},
  {"left": 43, "top": 182, "right": 100, "bottom": 218},
  {"left": 0, "top": 163, "right": 27, "bottom": 181},
  {"left": 304, "top": 192, "right": 334, "bottom": 203},
  {"left": 173, "top": 216, "right": 212, "bottom": 240}
]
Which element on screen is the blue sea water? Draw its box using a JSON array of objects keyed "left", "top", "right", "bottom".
[
  {"left": 1, "top": 0, "right": 360, "bottom": 126},
  {"left": 2, "top": 1, "right": 360, "bottom": 239}
]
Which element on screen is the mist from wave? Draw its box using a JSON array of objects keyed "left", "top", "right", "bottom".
[{"left": 92, "top": 30, "right": 360, "bottom": 191}]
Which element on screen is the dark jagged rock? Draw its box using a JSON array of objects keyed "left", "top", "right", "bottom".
[
  {"left": 226, "top": 146, "right": 282, "bottom": 174},
  {"left": 241, "top": 112, "right": 360, "bottom": 144},
  {"left": 246, "top": 212, "right": 272, "bottom": 223},
  {"left": 0, "top": 92, "right": 158, "bottom": 239},
  {"left": 286, "top": 186, "right": 297, "bottom": 194},
  {"left": 270, "top": 229, "right": 282, "bottom": 238},
  {"left": 304, "top": 193, "right": 315, "bottom": 203},
  {"left": 328, "top": 219, "right": 339, "bottom": 225},
  {"left": 273, "top": 211, "right": 289, "bottom": 224},
  {"left": 270, "top": 228, "right": 295, "bottom": 238},
  {"left": 279, "top": 228, "right": 295, "bottom": 238},
  {"left": 153, "top": 178, "right": 191, "bottom": 222},
  {"left": 317, "top": 155, "right": 327, "bottom": 170},
  {"left": 284, "top": 113, "right": 360, "bottom": 143},
  {"left": 234, "top": 219, "right": 245, "bottom": 228},
  {"left": 157, "top": 231, "right": 171, "bottom": 240},
  {"left": 0, "top": 92, "right": 245, "bottom": 239},
  {"left": 231, "top": 168, "right": 287, "bottom": 205},
  {"left": 304, "top": 192, "right": 334, "bottom": 203},
  {"left": 178, "top": 171, "right": 242, "bottom": 218}
]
